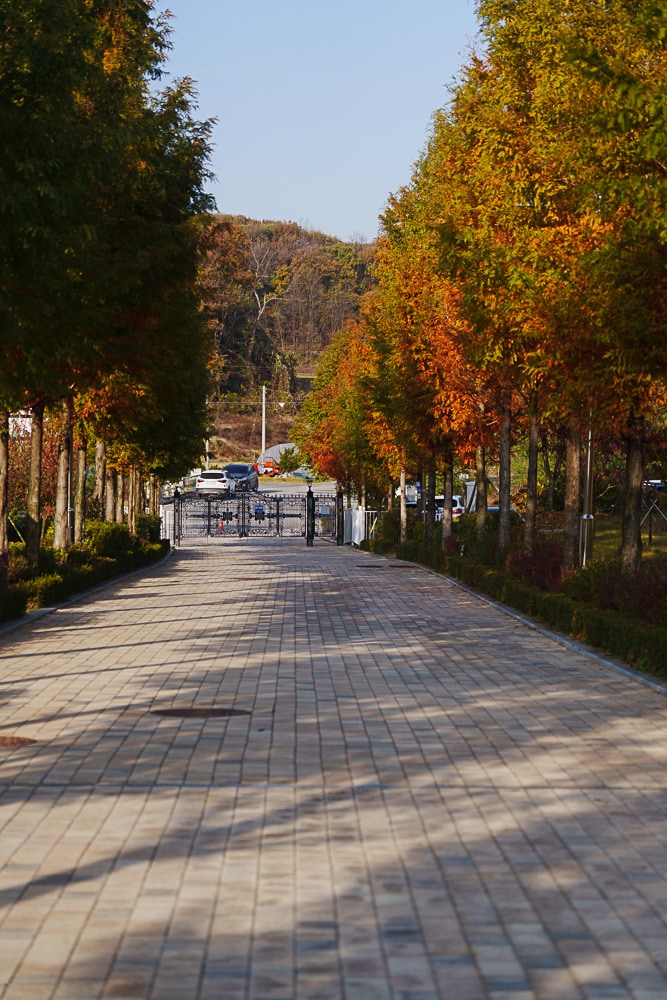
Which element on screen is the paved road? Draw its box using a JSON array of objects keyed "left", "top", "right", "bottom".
[{"left": 1, "top": 538, "right": 667, "bottom": 1000}]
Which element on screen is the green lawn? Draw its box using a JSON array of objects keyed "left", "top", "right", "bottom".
[{"left": 576, "top": 513, "right": 667, "bottom": 560}]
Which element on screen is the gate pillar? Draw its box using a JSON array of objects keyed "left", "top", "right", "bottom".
[
  {"left": 173, "top": 488, "right": 181, "bottom": 547},
  {"left": 306, "top": 480, "right": 315, "bottom": 547},
  {"left": 336, "top": 482, "right": 344, "bottom": 546}
]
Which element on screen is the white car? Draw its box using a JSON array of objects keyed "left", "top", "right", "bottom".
[
  {"left": 195, "top": 470, "right": 235, "bottom": 494},
  {"left": 434, "top": 495, "right": 465, "bottom": 520}
]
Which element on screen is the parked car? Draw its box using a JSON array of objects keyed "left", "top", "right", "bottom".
[
  {"left": 434, "top": 495, "right": 465, "bottom": 520},
  {"left": 395, "top": 483, "right": 420, "bottom": 503},
  {"left": 223, "top": 462, "right": 259, "bottom": 491},
  {"left": 452, "top": 495, "right": 465, "bottom": 519},
  {"left": 195, "top": 470, "right": 235, "bottom": 494}
]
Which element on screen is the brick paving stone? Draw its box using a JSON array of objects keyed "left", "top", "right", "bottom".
[{"left": 2, "top": 538, "right": 667, "bottom": 998}]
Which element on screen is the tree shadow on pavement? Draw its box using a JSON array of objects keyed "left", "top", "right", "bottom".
[{"left": 1, "top": 539, "right": 667, "bottom": 998}]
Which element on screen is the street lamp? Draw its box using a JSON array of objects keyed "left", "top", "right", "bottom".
[{"left": 580, "top": 419, "right": 594, "bottom": 566}]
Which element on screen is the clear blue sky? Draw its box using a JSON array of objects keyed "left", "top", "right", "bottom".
[{"left": 154, "top": 1, "right": 481, "bottom": 243}]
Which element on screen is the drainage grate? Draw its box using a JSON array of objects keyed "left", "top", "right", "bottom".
[
  {"left": 150, "top": 707, "right": 251, "bottom": 719},
  {"left": 0, "top": 736, "right": 37, "bottom": 748}
]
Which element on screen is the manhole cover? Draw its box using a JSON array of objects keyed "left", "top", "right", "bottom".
[
  {"left": 150, "top": 708, "right": 251, "bottom": 719},
  {"left": 0, "top": 736, "right": 37, "bottom": 748}
]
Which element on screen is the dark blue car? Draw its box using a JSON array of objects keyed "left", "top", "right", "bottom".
[{"left": 223, "top": 462, "right": 259, "bottom": 491}]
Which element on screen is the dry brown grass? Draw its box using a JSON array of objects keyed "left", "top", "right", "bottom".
[{"left": 211, "top": 408, "right": 296, "bottom": 464}]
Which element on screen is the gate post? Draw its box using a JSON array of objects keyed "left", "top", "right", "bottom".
[
  {"left": 240, "top": 492, "right": 248, "bottom": 537},
  {"left": 306, "top": 480, "right": 315, "bottom": 546},
  {"left": 207, "top": 497, "right": 212, "bottom": 537},
  {"left": 336, "top": 481, "right": 344, "bottom": 546},
  {"left": 173, "top": 488, "right": 180, "bottom": 547}
]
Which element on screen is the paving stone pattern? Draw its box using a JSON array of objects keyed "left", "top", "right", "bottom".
[{"left": 1, "top": 539, "right": 667, "bottom": 999}]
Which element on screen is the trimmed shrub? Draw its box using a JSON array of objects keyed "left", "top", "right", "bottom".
[
  {"left": 0, "top": 586, "right": 28, "bottom": 622},
  {"left": 18, "top": 573, "right": 69, "bottom": 607},
  {"left": 507, "top": 539, "right": 563, "bottom": 590},
  {"left": 135, "top": 514, "right": 162, "bottom": 544},
  {"left": 85, "top": 521, "right": 134, "bottom": 559},
  {"left": 375, "top": 507, "right": 403, "bottom": 546}
]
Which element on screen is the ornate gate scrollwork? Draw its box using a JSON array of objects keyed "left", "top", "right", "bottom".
[{"left": 173, "top": 492, "right": 337, "bottom": 541}]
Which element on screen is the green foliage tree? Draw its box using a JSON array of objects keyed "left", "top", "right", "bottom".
[{"left": 0, "top": 0, "right": 215, "bottom": 569}]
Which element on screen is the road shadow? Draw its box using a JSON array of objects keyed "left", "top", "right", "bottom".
[{"left": 1, "top": 539, "right": 667, "bottom": 998}]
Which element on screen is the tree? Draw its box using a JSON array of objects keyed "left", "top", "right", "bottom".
[
  {"left": 0, "top": 1, "right": 215, "bottom": 558},
  {"left": 475, "top": 0, "right": 667, "bottom": 572}
]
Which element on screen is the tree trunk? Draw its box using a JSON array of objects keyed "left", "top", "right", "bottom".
[
  {"left": 93, "top": 438, "right": 106, "bottom": 517},
  {"left": 562, "top": 422, "right": 581, "bottom": 571},
  {"left": 441, "top": 440, "right": 454, "bottom": 546},
  {"left": 149, "top": 474, "right": 159, "bottom": 516},
  {"left": 524, "top": 390, "right": 539, "bottom": 556},
  {"left": 128, "top": 467, "right": 137, "bottom": 535},
  {"left": 74, "top": 433, "right": 87, "bottom": 544},
  {"left": 115, "top": 472, "right": 125, "bottom": 523},
  {"left": 426, "top": 467, "right": 436, "bottom": 545},
  {"left": 26, "top": 401, "right": 44, "bottom": 566},
  {"left": 53, "top": 400, "right": 72, "bottom": 550},
  {"left": 541, "top": 436, "right": 555, "bottom": 512},
  {"left": 498, "top": 396, "right": 512, "bottom": 553},
  {"left": 128, "top": 466, "right": 143, "bottom": 534},
  {"left": 475, "top": 444, "right": 487, "bottom": 543},
  {"left": 621, "top": 414, "right": 643, "bottom": 577},
  {"left": 399, "top": 467, "right": 407, "bottom": 543},
  {"left": 105, "top": 468, "right": 116, "bottom": 522},
  {"left": 0, "top": 412, "right": 9, "bottom": 588}
]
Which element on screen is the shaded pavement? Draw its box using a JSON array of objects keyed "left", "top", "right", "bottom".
[{"left": 1, "top": 538, "right": 667, "bottom": 999}]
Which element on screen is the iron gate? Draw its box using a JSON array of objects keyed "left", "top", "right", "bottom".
[{"left": 170, "top": 491, "right": 338, "bottom": 541}]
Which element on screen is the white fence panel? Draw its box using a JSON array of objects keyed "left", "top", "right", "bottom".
[
  {"left": 344, "top": 504, "right": 367, "bottom": 545},
  {"left": 160, "top": 504, "right": 174, "bottom": 541}
]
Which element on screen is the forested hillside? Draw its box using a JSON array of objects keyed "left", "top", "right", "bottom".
[{"left": 199, "top": 216, "right": 375, "bottom": 459}]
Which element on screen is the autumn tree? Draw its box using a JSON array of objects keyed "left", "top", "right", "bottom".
[
  {"left": 294, "top": 321, "right": 384, "bottom": 497},
  {"left": 474, "top": 0, "right": 667, "bottom": 572}
]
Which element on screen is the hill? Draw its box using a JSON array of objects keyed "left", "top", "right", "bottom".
[{"left": 199, "top": 217, "right": 375, "bottom": 463}]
